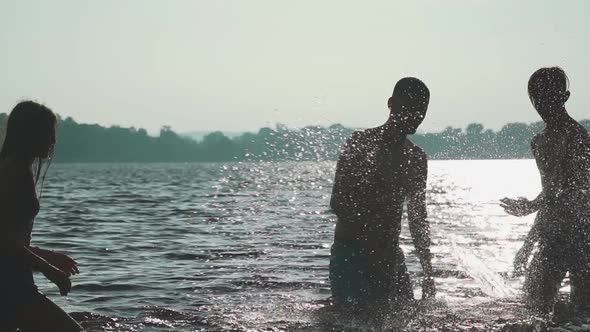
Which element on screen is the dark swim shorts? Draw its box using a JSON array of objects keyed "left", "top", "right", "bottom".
[
  {"left": 329, "top": 240, "right": 414, "bottom": 305},
  {"left": 329, "top": 240, "right": 371, "bottom": 305}
]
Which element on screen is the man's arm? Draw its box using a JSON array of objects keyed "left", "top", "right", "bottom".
[
  {"left": 500, "top": 133, "right": 545, "bottom": 216},
  {"left": 528, "top": 192, "right": 545, "bottom": 212},
  {"left": 407, "top": 152, "right": 435, "bottom": 298},
  {"left": 508, "top": 133, "right": 545, "bottom": 215},
  {"left": 407, "top": 178, "right": 433, "bottom": 277},
  {"left": 329, "top": 155, "right": 347, "bottom": 215},
  {"left": 500, "top": 133, "right": 544, "bottom": 216},
  {"left": 521, "top": 193, "right": 545, "bottom": 250},
  {"left": 512, "top": 210, "right": 545, "bottom": 275},
  {"left": 330, "top": 134, "right": 358, "bottom": 216}
]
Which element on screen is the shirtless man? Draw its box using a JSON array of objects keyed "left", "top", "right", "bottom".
[
  {"left": 501, "top": 67, "right": 590, "bottom": 315},
  {"left": 329, "top": 77, "right": 435, "bottom": 306}
]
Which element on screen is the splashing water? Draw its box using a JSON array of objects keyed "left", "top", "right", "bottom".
[{"left": 450, "top": 236, "right": 519, "bottom": 298}]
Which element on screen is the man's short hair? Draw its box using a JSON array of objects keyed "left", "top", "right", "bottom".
[
  {"left": 392, "top": 77, "right": 430, "bottom": 100},
  {"left": 528, "top": 67, "right": 569, "bottom": 97}
]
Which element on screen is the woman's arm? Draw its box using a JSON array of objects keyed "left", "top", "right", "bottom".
[
  {"left": 0, "top": 160, "right": 72, "bottom": 295},
  {"left": 29, "top": 246, "right": 79, "bottom": 276},
  {"left": 0, "top": 243, "right": 72, "bottom": 295}
]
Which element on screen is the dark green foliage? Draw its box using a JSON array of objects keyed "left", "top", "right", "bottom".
[{"left": 0, "top": 115, "right": 588, "bottom": 162}]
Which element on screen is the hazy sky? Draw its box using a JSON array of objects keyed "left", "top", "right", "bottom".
[{"left": 1, "top": 1, "right": 589, "bottom": 134}]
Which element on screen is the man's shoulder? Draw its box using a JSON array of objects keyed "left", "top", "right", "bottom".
[
  {"left": 344, "top": 128, "right": 381, "bottom": 149},
  {"left": 349, "top": 127, "right": 380, "bottom": 140},
  {"left": 568, "top": 120, "right": 590, "bottom": 140},
  {"left": 564, "top": 121, "right": 590, "bottom": 156},
  {"left": 339, "top": 130, "right": 368, "bottom": 158},
  {"left": 405, "top": 139, "right": 427, "bottom": 161},
  {"left": 347, "top": 129, "right": 365, "bottom": 141},
  {"left": 531, "top": 130, "right": 546, "bottom": 147}
]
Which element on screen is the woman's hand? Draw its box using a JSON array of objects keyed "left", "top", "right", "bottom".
[
  {"left": 42, "top": 265, "right": 72, "bottom": 296},
  {"left": 500, "top": 197, "right": 536, "bottom": 217},
  {"left": 43, "top": 251, "right": 79, "bottom": 276}
]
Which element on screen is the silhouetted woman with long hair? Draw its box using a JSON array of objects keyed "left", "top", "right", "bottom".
[{"left": 0, "top": 101, "right": 83, "bottom": 331}]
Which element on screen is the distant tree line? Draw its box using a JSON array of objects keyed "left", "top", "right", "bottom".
[{"left": 0, "top": 113, "right": 588, "bottom": 162}]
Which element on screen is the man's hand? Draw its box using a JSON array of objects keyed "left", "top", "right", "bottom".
[
  {"left": 500, "top": 197, "right": 536, "bottom": 217},
  {"left": 513, "top": 244, "right": 533, "bottom": 276},
  {"left": 422, "top": 276, "right": 436, "bottom": 299}
]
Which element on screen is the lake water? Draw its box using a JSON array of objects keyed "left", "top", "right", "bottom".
[{"left": 30, "top": 160, "right": 568, "bottom": 331}]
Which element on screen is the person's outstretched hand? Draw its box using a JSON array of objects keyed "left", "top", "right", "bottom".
[
  {"left": 43, "top": 265, "right": 72, "bottom": 296},
  {"left": 500, "top": 197, "right": 536, "bottom": 217},
  {"left": 422, "top": 276, "right": 436, "bottom": 299},
  {"left": 44, "top": 251, "right": 79, "bottom": 277}
]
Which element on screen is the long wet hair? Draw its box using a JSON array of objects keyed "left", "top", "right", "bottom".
[{"left": 0, "top": 101, "right": 57, "bottom": 196}]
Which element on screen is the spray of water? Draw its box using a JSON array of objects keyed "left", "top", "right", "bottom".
[{"left": 450, "top": 236, "right": 518, "bottom": 298}]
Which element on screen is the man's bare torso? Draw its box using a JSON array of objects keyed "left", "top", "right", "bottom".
[{"left": 331, "top": 127, "right": 427, "bottom": 247}]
